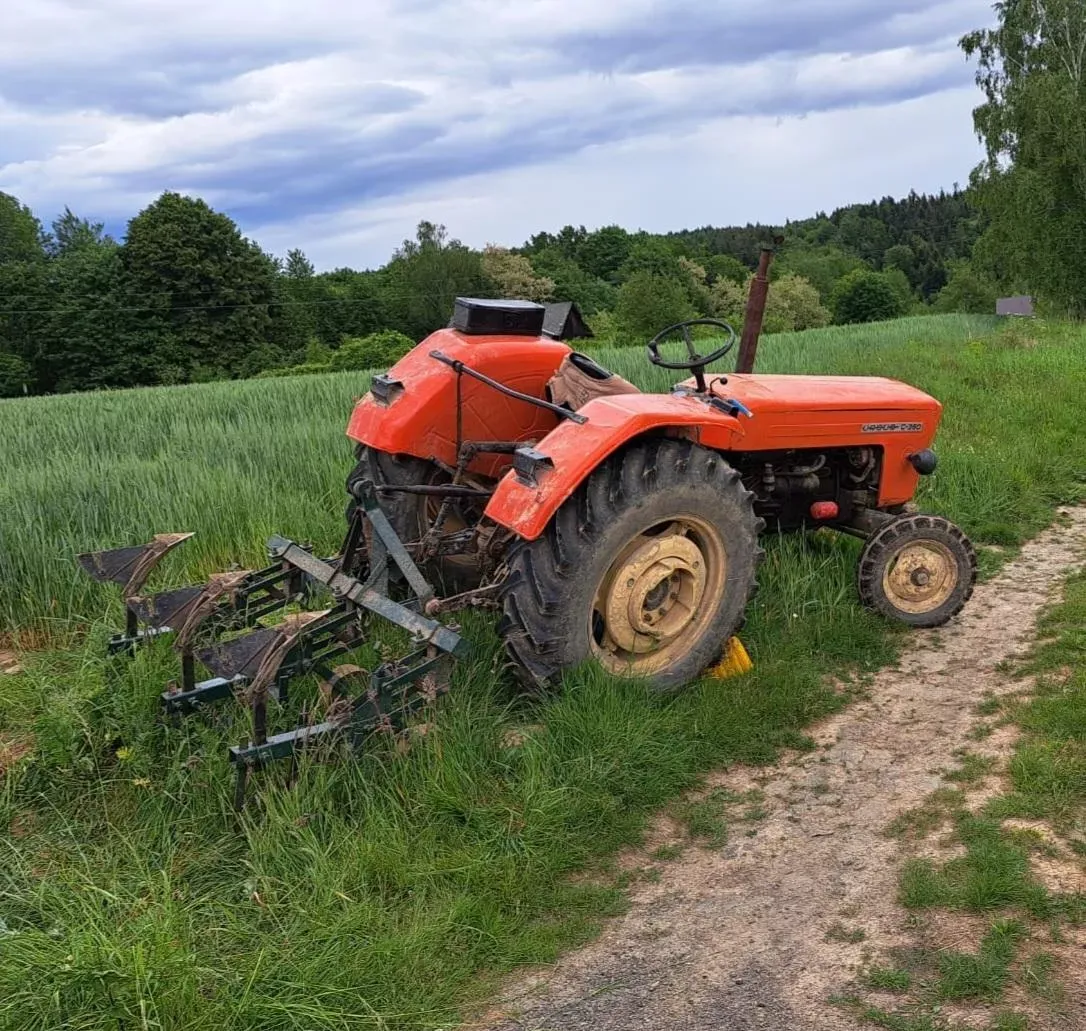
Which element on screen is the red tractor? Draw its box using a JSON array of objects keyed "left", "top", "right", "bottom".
[
  {"left": 80, "top": 276, "right": 976, "bottom": 801},
  {"left": 344, "top": 296, "right": 975, "bottom": 690}
]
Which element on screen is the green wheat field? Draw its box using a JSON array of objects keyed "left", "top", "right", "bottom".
[{"left": 1, "top": 313, "right": 1085, "bottom": 1029}]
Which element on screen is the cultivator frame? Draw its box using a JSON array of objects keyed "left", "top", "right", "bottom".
[{"left": 79, "top": 480, "right": 471, "bottom": 807}]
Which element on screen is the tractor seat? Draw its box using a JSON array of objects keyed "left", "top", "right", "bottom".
[{"left": 546, "top": 351, "right": 641, "bottom": 412}]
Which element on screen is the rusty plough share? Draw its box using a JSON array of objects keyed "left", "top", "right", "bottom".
[{"left": 78, "top": 479, "right": 470, "bottom": 807}]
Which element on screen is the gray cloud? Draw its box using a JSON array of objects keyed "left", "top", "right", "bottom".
[
  {"left": 548, "top": 0, "right": 947, "bottom": 73},
  {"left": 0, "top": 0, "right": 996, "bottom": 264},
  {"left": 148, "top": 59, "right": 967, "bottom": 228},
  {"left": 0, "top": 40, "right": 326, "bottom": 118}
]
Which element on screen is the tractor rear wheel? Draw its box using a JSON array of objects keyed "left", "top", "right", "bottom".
[
  {"left": 499, "top": 439, "right": 764, "bottom": 692},
  {"left": 857, "top": 514, "right": 976, "bottom": 627},
  {"left": 346, "top": 446, "right": 484, "bottom": 591}
]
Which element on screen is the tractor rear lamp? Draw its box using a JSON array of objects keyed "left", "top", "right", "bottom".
[
  {"left": 908, "top": 449, "right": 938, "bottom": 475},
  {"left": 810, "top": 501, "right": 840, "bottom": 521},
  {"left": 370, "top": 374, "right": 404, "bottom": 406},
  {"left": 513, "top": 447, "right": 554, "bottom": 487}
]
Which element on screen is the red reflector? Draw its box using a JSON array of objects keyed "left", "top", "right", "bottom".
[{"left": 810, "top": 501, "right": 840, "bottom": 521}]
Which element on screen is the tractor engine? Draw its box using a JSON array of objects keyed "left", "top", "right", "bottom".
[{"left": 737, "top": 447, "right": 882, "bottom": 530}]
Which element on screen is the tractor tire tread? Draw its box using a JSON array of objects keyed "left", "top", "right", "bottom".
[
  {"left": 499, "top": 438, "right": 764, "bottom": 692},
  {"left": 856, "top": 513, "right": 977, "bottom": 628}
]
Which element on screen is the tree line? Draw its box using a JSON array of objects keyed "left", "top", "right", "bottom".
[
  {"left": 2, "top": 0, "right": 1082, "bottom": 398},
  {"left": 0, "top": 187, "right": 998, "bottom": 398}
]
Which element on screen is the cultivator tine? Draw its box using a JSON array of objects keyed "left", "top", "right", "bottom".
[
  {"left": 78, "top": 532, "right": 197, "bottom": 654},
  {"left": 196, "top": 627, "right": 286, "bottom": 686},
  {"left": 213, "top": 610, "right": 355, "bottom": 809},
  {"left": 160, "top": 567, "right": 329, "bottom": 715},
  {"left": 128, "top": 585, "right": 205, "bottom": 632},
  {"left": 79, "top": 471, "right": 475, "bottom": 810},
  {"left": 222, "top": 527, "right": 468, "bottom": 808},
  {"left": 228, "top": 643, "right": 454, "bottom": 809},
  {"left": 78, "top": 532, "right": 195, "bottom": 597},
  {"left": 172, "top": 570, "right": 256, "bottom": 651}
]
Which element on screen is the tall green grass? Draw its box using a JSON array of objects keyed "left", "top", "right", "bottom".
[
  {"left": 0, "top": 371, "right": 371, "bottom": 636},
  {"left": 1, "top": 314, "right": 1085, "bottom": 1030},
  {"left": 1, "top": 313, "right": 1078, "bottom": 633}
]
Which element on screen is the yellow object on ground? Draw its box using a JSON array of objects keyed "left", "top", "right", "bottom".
[{"left": 710, "top": 637, "right": 753, "bottom": 680}]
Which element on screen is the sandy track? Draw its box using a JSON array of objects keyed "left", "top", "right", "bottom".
[{"left": 489, "top": 508, "right": 1086, "bottom": 1031}]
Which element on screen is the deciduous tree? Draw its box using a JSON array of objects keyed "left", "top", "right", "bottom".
[
  {"left": 0, "top": 192, "right": 46, "bottom": 266},
  {"left": 933, "top": 261, "right": 1000, "bottom": 314},
  {"left": 831, "top": 269, "right": 907, "bottom": 325},
  {"left": 121, "top": 192, "right": 280, "bottom": 382},
  {"left": 962, "top": 0, "right": 1086, "bottom": 314},
  {"left": 480, "top": 246, "right": 555, "bottom": 301},
  {"left": 384, "top": 221, "right": 489, "bottom": 339},
  {"left": 615, "top": 271, "right": 696, "bottom": 342},
  {"left": 38, "top": 242, "right": 138, "bottom": 392},
  {"left": 48, "top": 208, "right": 113, "bottom": 257}
]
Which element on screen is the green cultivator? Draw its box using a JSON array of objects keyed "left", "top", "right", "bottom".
[{"left": 79, "top": 480, "right": 470, "bottom": 807}]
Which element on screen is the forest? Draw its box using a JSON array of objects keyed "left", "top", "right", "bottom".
[
  {"left": 4, "top": 0, "right": 1085, "bottom": 399},
  {"left": 0, "top": 187, "right": 1000, "bottom": 398}
]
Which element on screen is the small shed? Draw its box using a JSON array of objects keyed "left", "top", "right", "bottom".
[
  {"left": 542, "top": 301, "right": 594, "bottom": 341},
  {"left": 996, "top": 296, "right": 1035, "bottom": 317}
]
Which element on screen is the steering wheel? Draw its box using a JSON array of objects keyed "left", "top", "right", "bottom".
[{"left": 646, "top": 318, "right": 737, "bottom": 392}]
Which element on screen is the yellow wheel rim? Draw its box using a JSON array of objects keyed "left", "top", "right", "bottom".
[
  {"left": 591, "top": 517, "right": 727, "bottom": 677},
  {"left": 882, "top": 539, "right": 959, "bottom": 614}
]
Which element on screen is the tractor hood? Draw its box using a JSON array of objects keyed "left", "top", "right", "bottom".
[{"left": 703, "top": 373, "right": 940, "bottom": 415}]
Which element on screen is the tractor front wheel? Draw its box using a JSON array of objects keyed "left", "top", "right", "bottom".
[
  {"left": 857, "top": 514, "right": 977, "bottom": 628},
  {"left": 499, "top": 439, "right": 764, "bottom": 692}
]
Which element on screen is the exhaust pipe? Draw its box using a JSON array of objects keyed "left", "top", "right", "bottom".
[{"left": 735, "top": 235, "right": 784, "bottom": 375}]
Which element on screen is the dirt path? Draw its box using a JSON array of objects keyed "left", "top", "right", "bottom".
[{"left": 489, "top": 508, "right": 1086, "bottom": 1031}]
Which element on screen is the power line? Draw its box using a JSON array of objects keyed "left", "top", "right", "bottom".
[{"left": 0, "top": 290, "right": 500, "bottom": 318}]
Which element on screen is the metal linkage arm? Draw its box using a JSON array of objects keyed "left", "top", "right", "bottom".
[
  {"left": 266, "top": 535, "right": 468, "bottom": 658},
  {"left": 429, "top": 350, "right": 588, "bottom": 425}
]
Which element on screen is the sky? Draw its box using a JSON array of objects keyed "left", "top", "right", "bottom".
[{"left": 0, "top": 0, "right": 996, "bottom": 270}]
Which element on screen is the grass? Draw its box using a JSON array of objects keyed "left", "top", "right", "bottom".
[
  {"left": 673, "top": 789, "right": 733, "bottom": 848},
  {"left": 945, "top": 752, "right": 997, "bottom": 786},
  {"left": 669, "top": 787, "right": 766, "bottom": 847},
  {"left": 897, "top": 814, "right": 1057, "bottom": 918},
  {"left": 935, "top": 919, "right": 1026, "bottom": 1001},
  {"left": 856, "top": 565, "right": 1086, "bottom": 1029},
  {"left": 4, "top": 313, "right": 1086, "bottom": 634},
  {"left": 849, "top": 921, "right": 1034, "bottom": 1029},
  {"left": 865, "top": 966, "right": 912, "bottom": 992},
  {"left": 2, "top": 314, "right": 1086, "bottom": 1029}
]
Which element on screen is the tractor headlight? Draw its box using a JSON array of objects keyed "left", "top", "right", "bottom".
[{"left": 908, "top": 449, "right": 938, "bottom": 475}]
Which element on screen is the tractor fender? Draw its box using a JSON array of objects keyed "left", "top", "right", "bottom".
[
  {"left": 347, "top": 328, "right": 572, "bottom": 479},
  {"left": 483, "top": 393, "right": 743, "bottom": 541}
]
